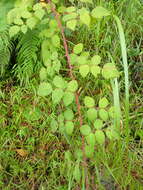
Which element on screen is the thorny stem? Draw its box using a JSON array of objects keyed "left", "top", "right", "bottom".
[{"left": 46, "top": 0, "right": 89, "bottom": 189}]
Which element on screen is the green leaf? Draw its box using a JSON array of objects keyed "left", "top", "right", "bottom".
[
  {"left": 24, "top": 107, "right": 41, "bottom": 121},
  {"left": 91, "top": 6, "right": 110, "bottom": 19},
  {"left": 80, "top": 0, "right": 93, "bottom": 3},
  {"left": 94, "top": 119, "right": 103, "bottom": 129},
  {"left": 63, "top": 92, "right": 75, "bottom": 106},
  {"left": 73, "top": 163, "right": 81, "bottom": 183},
  {"left": 34, "top": 9, "right": 45, "bottom": 20},
  {"left": 21, "top": 25, "right": 28, "bottom": 34},
  {"left": 73, "top": 43, "right": 83, "bottom": 54},
  {"left": 86, "top": 133, "right": 95, "bottom": 147},
  {"left": 39, "top": 67, "right": 47, "bottom": 81},
  {"left": 9, "top": 26, "right": 20, "bottom": 37},
  {"left": 102, "top": 63, "right": 119, "bottom": 79},
  {"left": 66, "top": 6, "right": 76, "bottom": 12},
  {"left": 87, "top": 108, "right": 97, "bottom": 121},
  {"left": 53, "top": 76, "right": 66, "bottom": 89},
  {"left": 95, "top": 130, "right": 105, "bottom": 144},
  {"left": 79, "top": 65, "right": 90, "bottom": 77},
  {"left": 66, "top": 19, "right": 77, "bottom": 31},
  {"left": 64, "top": 109, "right": 74, "bottom": 120},
  {"left": 50, "top": 119, "right": 58, "bottom": 133},
  {"left": 26, "top": 17, "right": 37, "bottom": 29},
  {"left": 99, "top": 97, "right": 109, "bottom": 108},
  {"left": 52, "top": 35, "right": 60, "bottom": 47},
  {"left": 21, "top": 10, "right": 32, "bottom": 18},
  {"left": 33, "top": 3, "right": 43, "bottom": 11},
  {"left": 90, "top": 65, "right": 101, "bottom": 77},
  {"left": 77, "top": 56, "right": 88, "bottom": 65},
  {"left": 91, "top": 55, "right": 101, "bottom": 65},
  {"left": 65, "top": 121, "right": 74, "bottom": 135},
  {"left": 52, "top": 89, "right": 64, "bottom": 104},
  {"left": 84, "top": 96, "right": 95, "bottom": 108},
  {"left": 99, "top": 109, "right": 108, "bottom": 121},
  {"left": 79, "top": 8, "right": 91, "bottom": 27},
  {"left": 37, "top": 82, "right": 52, "bottom": 96},
  {"left": 80, "top": 125, "right": 91, "bottom": 136},
  {"left": 85, "top": 145, "right": 94, "bottom": 158},
  {"left": 63, "top": 13, "right": 77, "bottom": 22},
  {"left": 67, "top": 80, "right": 78, "bottom": 92},
  {"left": 14, "top": 18, "right": 23, "bottom": 25}
]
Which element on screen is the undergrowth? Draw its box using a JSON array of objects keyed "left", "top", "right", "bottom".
[{"left": 0, "top": 0, "right": 143, "bottom": 189}]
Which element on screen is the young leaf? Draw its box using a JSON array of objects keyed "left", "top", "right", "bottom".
[
  {"left": 34, "top": 9, "right": 45, "bottom": 20},
  {"left": 67, "top": 80, "right": 78, "bottom": 92},
  {"left": 84, "top": 96, "right": 95, "bottom": 108},
  {"left": 63, "top": 92, "right": 74, "bottom": 106},
  {"left": 99, "top": 97, "right": 109, "bottom": 108},
  {"left": 87, "top": 108, "right": 97, "bottom": 121},
  {"left": 50, "top": 119, "right": 58, "bottom": 133},
  {"left": 26, "top": 17, "right": 37, "bottom": 29},
  {"left": 14, "top": 18, "right": 23, "bottom": 25},
  {"left": 52, "top": 35, "right": 60, "bottom": 47},
  {"left": 63, "top": 13, "right": 77, "bottom": 22},
  {"left": 79, "top": 65, "right": 90, "bottom": 77},
  {"left": 94, "top": 119, "right": 103, "bottom": 130},
  {"left": 90, "top": 65, "right": 101, "bottom": 78},
  {"left": 95, "top": 130, "right": 105, "bottom": 144},
  {"left": 66, "top": 6, "right": 76, "bottom": 13},
  {"left": 79, "top": 8, "right": 91, "bottom": 27},
  {"left": 65, "top": 121, "right": 74, "bottom": 135},
  {"left": 86, "top": 133, "right": 95, "bottom": 147},
  {"left": 91, "top": 6, "right": 110, "bottom": 19},
  {"left": 102, "top": 63, "right": 119, "bottom": 79},
  {"left": 39, "top": 67, "right": 47, "bottom": 81},
  {"left": 80, "top": 125, "right": 91, "bottom": 136},
  {"left": 53, "top": 76, "right": 66, "bottom": 89},
  {"left": 21, "top": 10, "right": 32, "bottom": 18},
  {"left": 37, "top": 82, "right": 52, "bottom": 96},
  {"left": 66, "top": 19, "right": 77, "bottom": 31},
  {"left": 21, "top": 25, "right": 28, "bottom": 34},
  {"left": 52, "top": 89, "right": 64, "bottom": 104},
  {"left": 64, "top": 109, "right": 74, "bottom": 120},
  {"left": 99, "top": 109, "right": 108, "bottom": 121},
  {"left": 9, "top": 26, "right": 20, "bottom": 37},
  {"left": 73, "top": 43, "right": 83, "bottom": 54},
  {"left": 91, "top": 55, "right": 101, "bottom": 65}
]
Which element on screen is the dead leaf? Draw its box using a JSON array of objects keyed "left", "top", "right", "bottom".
[{"left": 16, "top": 149, "right": 28, "bottom": 157}]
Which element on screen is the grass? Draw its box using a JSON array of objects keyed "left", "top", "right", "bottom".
[{"left": 0, "top": 0, "right": 143, "bottom": 189}]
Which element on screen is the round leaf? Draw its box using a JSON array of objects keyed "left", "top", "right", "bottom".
[
  {"left": 64, "top": 109, "right": 74, "bottom": 120},
  {"left": 99, "top": 109, "right": 108, "bottom": 121},
  {"left": 102, "top": 63, "right": 119, "bottom": 79},
  {"left": 9, "top": 26, "right": 20, "bottom": 37},
  {"left": 94, "top": 119, "right": 103, "bottom": 130},
  {"left": 37, "top": 82, "right": 52, "bottom": 96},
  {"left": 52, "top": 89, "right": 64, "bottom": 104},
  {"left": 84, "top": 96, "right": 95, "bottom": 108},
  {"left": 86, "top": 133, "right": 95, "bottom": 147},
  {"left": 91, "top": 55, "right": 101, "bottom": 65},
  {"left": 91, "top": 6, "right": 110, "bottom": 19},
  {"left": 80, "top": 125, "right": 91, "bottom": 136},
  {"left": 66, "top": 19, "right": 77, "bottom": 31},
  {"left": 65, "top": 121, "right": 74, "bottom": 135},
  {"left": 67, "top": 80, "right": 78, "bottom": 92},
  {"left": 95, "top": 130, "right": 105, "bottom": 144},
  {"left": 73, "top": 43, "right": 83, "bottom": 54},
  {"left": 85, "top": 145, "right": 94, "bottom": 158},
  {"left": 53, "top": 76, "right": 66, "bottom": 89},
  {"left": 90, "top": 65, "right": 101, "bottom": 77},
  {"left": 99, "top": 97, "right": 109, "bottom": 108},
  {"left": 63, "top": 92, "right": 74, "bottom": 106},
  {"left": 87, "top": 108, "right": 97, "bottom": 121},
  {"left": 39, "top": 67, "right": 47, "bottom": 81},
  {"left": 79, "top": 65, "right": 90, "bottom": 77}
]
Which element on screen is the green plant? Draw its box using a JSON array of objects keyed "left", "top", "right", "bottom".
[{"left": 1, "top": 0, "right": 142, "bottom": 189}]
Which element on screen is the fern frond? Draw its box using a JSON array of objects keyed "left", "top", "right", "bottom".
[
  {"left": 13, "top": 29, "right": 41, "bottom": 86},
  {"left": 0, "top": 27, "right": 13, "bottom": 77}
]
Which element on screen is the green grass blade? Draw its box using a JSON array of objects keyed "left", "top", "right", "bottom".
[{"left": 113, "top": 15, "right": 129, "bottom": 134}]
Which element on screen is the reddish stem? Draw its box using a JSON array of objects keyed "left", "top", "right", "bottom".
[{"left": 46, "top": 0, "right": 88, "bottom": 188}]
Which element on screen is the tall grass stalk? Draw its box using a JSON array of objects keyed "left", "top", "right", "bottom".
[{"left": 113, "top": 15, "right": 129, "bottom": 135}]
